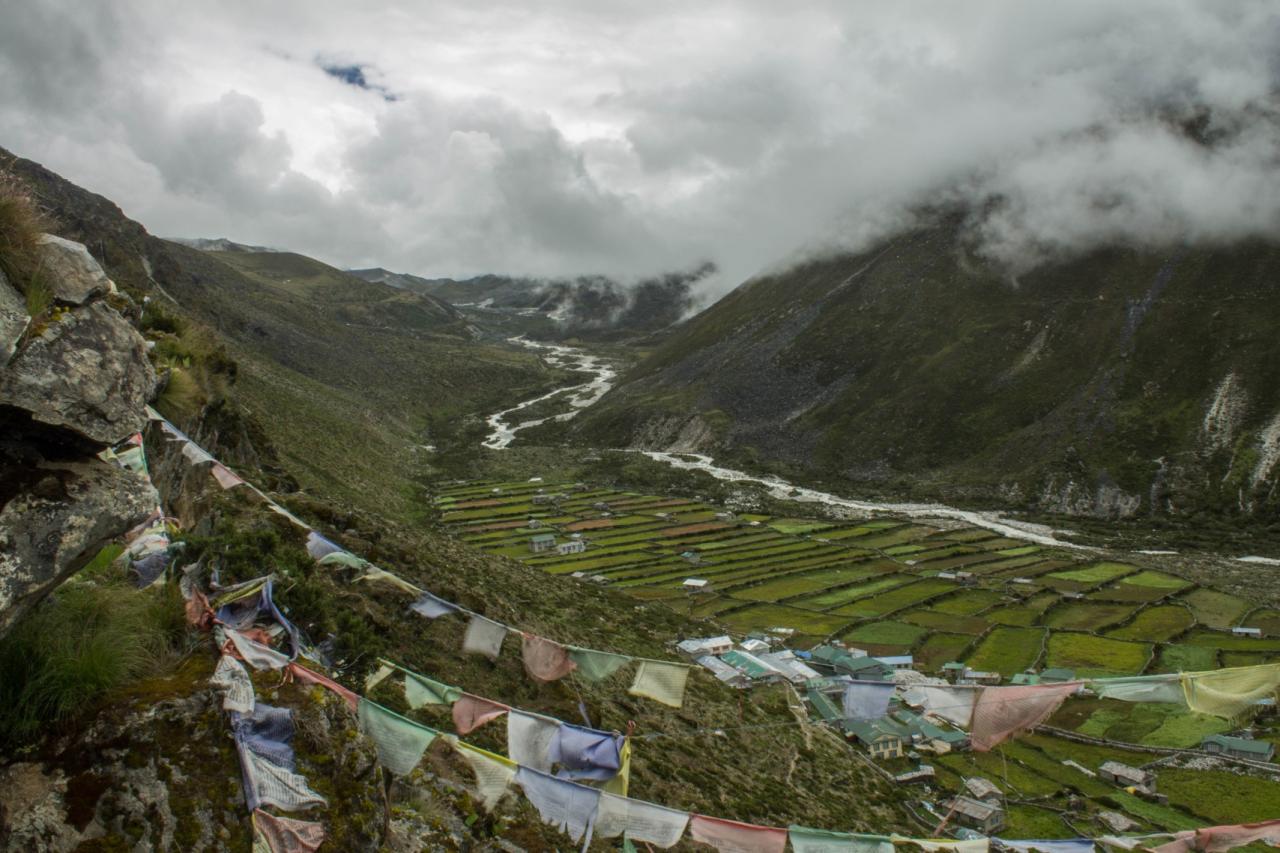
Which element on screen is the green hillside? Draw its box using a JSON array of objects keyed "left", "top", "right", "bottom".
[{"left": 573, "top": 216, "right": 1280, "bottom": 521}]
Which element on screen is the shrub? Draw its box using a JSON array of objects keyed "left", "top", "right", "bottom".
[{"left": 0, "top": 581, "right": 188, "bottom": 746}]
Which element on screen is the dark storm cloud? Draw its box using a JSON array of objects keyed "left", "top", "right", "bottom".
[{"left": 0, "top": 0, "right": 1277, "bottom": 292}]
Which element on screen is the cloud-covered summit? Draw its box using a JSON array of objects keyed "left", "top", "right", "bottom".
[{"left": 1, "top": 1, "right": 1277, "bottom": 292}]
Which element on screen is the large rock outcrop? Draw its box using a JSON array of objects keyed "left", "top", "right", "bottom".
[{"left": 0, "top": 235, "right": 158, "bottom": 637}]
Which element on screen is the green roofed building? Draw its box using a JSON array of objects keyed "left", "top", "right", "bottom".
[
  {"left": 806, "top": 689, "right": 844, "bottom": 725},
  {"left": 846, "top": 719, "right": 907, "bottom": 759},
  {"left": 1202, "top": 734, "right": 1275, "bottom": 762},
  {"left": 1040, "top": 668, "right": 1077, "bottom": 683},
  {"left": 1010, "top": 673, "right": 1040, "bottom": 686},
  {"left": 810, "top": 646, "right": 893, "bottom": 681},
  {"left": 721, "top": 650, "right": 784, "bottom": 682},
  {"left": 892, "top": 710, "right": 969, "bottom": 751}
]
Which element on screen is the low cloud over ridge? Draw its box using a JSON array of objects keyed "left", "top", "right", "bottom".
[{"left": 1, "top": 1, "right": 1278, "bottom": 293}]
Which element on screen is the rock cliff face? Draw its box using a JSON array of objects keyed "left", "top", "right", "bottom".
[{"left": 0, "top": 235, "right": 158, "bottom": 636}]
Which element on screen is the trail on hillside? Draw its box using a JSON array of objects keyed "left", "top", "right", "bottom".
[{"left": 481, "top": 337, "right": 1086, "bottom": 547}]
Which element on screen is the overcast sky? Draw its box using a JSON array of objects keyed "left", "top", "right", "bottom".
[{"left": 1, "top": 1, "right": 1278, "bottom": 292}]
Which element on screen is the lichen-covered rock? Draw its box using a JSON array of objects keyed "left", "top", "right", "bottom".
[
  {"left": 0, "top": 300, "right": 156, "bottom": 445},
  {"left": 0, "top": 457, "right": 157, "bottom": 636},
  {"left": 0, "top": 268, "right": 28, "bottom": 365},
  {"left": 0, "top": 762, "right": 80, "bottom": 852},
  {"left": 36, "top": 233, "right": 113, "bottom": 305}
]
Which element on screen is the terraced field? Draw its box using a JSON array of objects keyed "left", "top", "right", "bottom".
[{"left": 435, "top": 480, "right": 1278, "bottom": 682}]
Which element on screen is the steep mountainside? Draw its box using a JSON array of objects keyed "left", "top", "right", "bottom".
[
  {"left": 574, "top": 217, "right": 1280, "bottom": 520},
  {"left": 0, "top": 146, "right": 563, "bottom": 517}
]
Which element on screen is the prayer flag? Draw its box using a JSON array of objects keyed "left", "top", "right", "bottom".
[
  {"left": 1182, "top": 664, "right": 1280, "bottom": 720},
  {"left": 211, "top": 462, "right": 246, "bottom": 489},
  {"left": 595, "top": 792, "right": 689, "bottom": 849},
  {"left": 689, "top": 814, "right": 788, "bottom": 853},
  {"left": 251, "top": 809, "right": 326, "bottom": 853},
  {"left": 628, "top": 660, "right": 691, "bottom": 708},
  {"left": 212, "top": 654, "right": 255, "bottom": 713},
  {"left": 238, "top": 746, "right": 327, "bottom": 812},
  {"left": 462, "top": 615, "right": 508, "bottom": 660},
  {"left": 522, "top": 633, "right": 577, "bottom": 682},
  {"left": 316, "top": 551, "right": 369, "bottom": 571},
  {"left": 304, "top": 532, "right": 343, "bottom": 561},
  {"left": 365, "top": 663, "right": 395, "bottom": 692},
  {"left": 508, "top": 711, "right": 560, "bottom": 773},
  {"left": 788, "top": 827, "right": 893, "bottom": 853},
  {"left": 549, "top": 723, "right": 624, "bottom": 782},
  {"left": 515, "top": 767, "right": 600, "bottom": 848},
  {"left": 1091, "top": 675, "right": 1185, "bottom": 704},
  {"left": 405, "top": 671, "right": 463, "bottom": 709},
  {"left": 603, "top": 737, "right": 632, "bottom": 797},
  {"left": 969, "top": 683, "right": 1080, "bottom": 751},
  {"left": 890, "top": 836, "right": 989, "bottom": 853},
  {"left": 225, "top": 628, "right": 291, "bottom": 671},
  {"left": 568, "top": 647, "right": 632, "bottom": 682},
  {"left": 455, "top": 742, "right": 517, "bottom": 810},
  {"left": 842, "top": 682, "right": 896, "bottom": 722},
  {"left": 357, "top": 699, "right": 437, "bottom": 777},
  {"left": 355, "top": 566, "right": 421, "bottom": 595},
  {"left": 287, "top": 663, "right": 359, "bottom": 712},
  {"left": 997, "top": 840, "right": 1096, "bottom": 853},
  {"left": 1149, "top": 820, "right": 1280, "bottom": 853},
  {"left": 900, "top": 685, "right": 977, "bottom": 728},
  {"left": 409, "top": 591, "right": 459, "bottom": 620},
  {"left": 452, "top": 694, "right": 509, "bottom": 735}
]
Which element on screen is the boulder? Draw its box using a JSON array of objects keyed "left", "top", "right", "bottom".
[
  {"left": 0, "top": 268, "right": 28, "bottom": 364},
  {"left": 35, "top": 234, "right": 113, "bottom": 305},
  {"left": 0, "top": 456, "right": 157, "bottom": 636},
  {"left": 0, "top": 301, "right": 156, "bottom": 445}
]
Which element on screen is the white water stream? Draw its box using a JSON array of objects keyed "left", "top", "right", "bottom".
[
  {"left": 481, "top": 338, "right": 1092, "bottom": 548},
  {"left": 482, "top": 338, "right": 617, "bottom": 449}
]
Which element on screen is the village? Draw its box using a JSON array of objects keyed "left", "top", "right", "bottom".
[
  {"left": 670, "top": 629, "right": 1276, "bottom": 836},
  {"left": 435, "top": 478, "right": 1280, "bottom": 838}
]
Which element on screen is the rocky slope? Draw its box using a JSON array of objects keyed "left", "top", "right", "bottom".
[
  {"left": 0, "top": 234, "right": 157, "bottom": 635},
  {"left": 573, "top": 216, "right": 1280, "bottom": 520}
]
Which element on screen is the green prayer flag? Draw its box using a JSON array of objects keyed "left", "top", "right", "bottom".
[
  {"left": 790, "top": 826, "right": 894, "bottom": 853},
  {"left": 569, "top": 647, "right": 632, "bottom": 682},
  {"left": 1091, "top": 674, "right": 1185, "bottom": 704},
  {"left": 357, "top": 699, "right": 436, "bottom": 777},
  {"left": 622, "top": 837, "right": 638, "bottom": 852},
  {"left": 317, "top": 551, "right": 370, "bottom": 570},
  {"left": 404, "top": 671, "right": 463, "bottom": 709}
]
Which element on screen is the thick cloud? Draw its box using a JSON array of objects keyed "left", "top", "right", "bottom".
[{"left": 0, "top": 0, "right": 1277, "bottom": 291}]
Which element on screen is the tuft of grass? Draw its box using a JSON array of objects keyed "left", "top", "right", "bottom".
[
  {"left": 0, "top": 169, "right": 52, "bottom": 295},
  {"left": 0, "top": 581, "right": 188, "bottom": 746}
]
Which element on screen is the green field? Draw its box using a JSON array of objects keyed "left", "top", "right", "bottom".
[
  {"left": 1182, "top": 589, "right": 1249, "bottom": 629},
  {"left": 1044, "top": 602, "right": 1137, "bottom": 631},
  {"left": 1106, "top": 605, "right": 1194, "bottom": 642},
  {"left": 965, "top": 626, "right": 1044, "bottom": 675},
  {"left": 1045, "top": 633, "right": 1151, "bottom": 677},
  {"left": 1044, "top": 562, "right": 1137, "bottom": 586},
  {"left": 437, "top": 481, "right": 1255, "bottom": 692}
]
